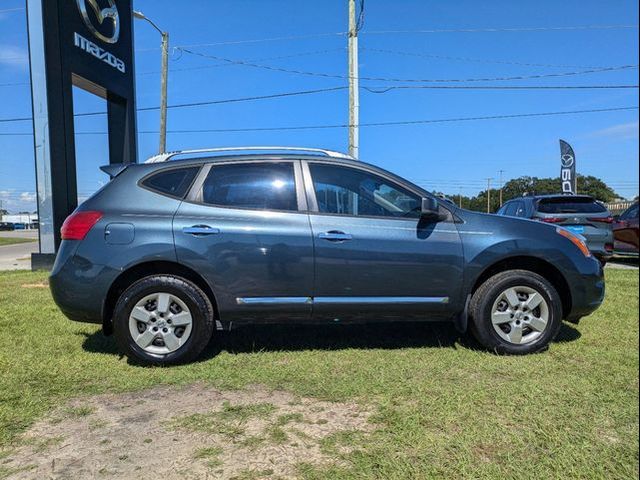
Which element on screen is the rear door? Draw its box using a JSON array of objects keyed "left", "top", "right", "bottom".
[
  {"left": 173, "top": 160, "right": 314, "bottom": 322},
  {"left": 303, "top": 161, "right": 464, "bottom": 322}
]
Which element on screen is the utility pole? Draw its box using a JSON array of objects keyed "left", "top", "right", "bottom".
[
  {"left": 458, "top": 187, "right": 463, "bottom": 208},
  {"left": 159, "top": 32, "right": 169, "bottom": 154},
  {"left": 498, "top": 169, "right": 505, "bottom": 207},
  {"left": 348, "top": 0, "right": 360, "bottom": 158},
  {"left": 486, "top": 178, "right": 493, "bottom": 213},
  {"left": 133, "top": 11, "right": 169, "bottom": 154}
]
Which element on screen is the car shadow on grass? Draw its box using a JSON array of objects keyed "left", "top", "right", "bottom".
[{"left": 80, "top": 321, "right": 581, "bottom": 365}]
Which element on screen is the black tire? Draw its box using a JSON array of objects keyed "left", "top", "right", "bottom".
[
  {"left": 113, "top": 275, "right": 215, "bottom": 365},
  {"left": 469, "top": 270, "right": 562, "bottom": 355}
]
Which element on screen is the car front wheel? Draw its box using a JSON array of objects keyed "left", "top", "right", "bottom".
[
  {"left": 113, "top": 275, "right": 215, "bottom": 365},
  {"left": 469, "top": 270, "right": 563, "bottom": 354}
]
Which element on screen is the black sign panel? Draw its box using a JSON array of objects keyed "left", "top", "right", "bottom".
[
  {"left": 61, "top": 0, "right": 135, "bottom": 100},
  {"left": 27, "top": 0, "right": 137, "bottom": 257}
]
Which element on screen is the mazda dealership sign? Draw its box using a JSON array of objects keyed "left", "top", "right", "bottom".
[{"left": 26, "top": 0, "right": 137, "bottom": 263}]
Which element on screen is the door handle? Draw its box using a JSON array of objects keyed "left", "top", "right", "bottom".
[
  {"left": 318, "top": 231, "right": 352, "bottom": 242},
  {"left": 182, "top": 225, "right": 220, "bottom": 236}
]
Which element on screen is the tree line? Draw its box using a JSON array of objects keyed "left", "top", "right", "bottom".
[{"left": 438, "top": 174, "right": 622, "bottom": 213}]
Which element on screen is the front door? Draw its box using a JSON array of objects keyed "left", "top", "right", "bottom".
[
  {"left": 173, "top": 160, "right": 314, "bottom": 322},
  {"left": 303, "top": 161, "right": 464, "bottom": 321}
]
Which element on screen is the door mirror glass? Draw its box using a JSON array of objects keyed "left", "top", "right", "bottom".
[{"left": 421, "top": 197, "right": 446, "bottom": 222}]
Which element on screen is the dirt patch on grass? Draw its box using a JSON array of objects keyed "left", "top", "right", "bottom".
[
  {"left": 20, "top": 281, "right": 48, "bottom": 289},
  {"left": 2, "top": 384, "right": 371, "bottom": 479}
]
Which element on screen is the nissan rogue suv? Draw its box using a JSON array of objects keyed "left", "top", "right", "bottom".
[{"left": 50, "top": 147, "right": 605, "bottom": 365}]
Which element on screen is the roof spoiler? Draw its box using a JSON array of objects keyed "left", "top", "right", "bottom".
[{"left": 100, "top": 163, "right": 130, "bottom": 179}]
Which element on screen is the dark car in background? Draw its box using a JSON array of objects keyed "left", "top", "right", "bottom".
[
  {"left": 496, "top": 194, "right": 613, "bottom": 264},
  {"left": 613, "top": 202, "right": 639, "bottom": 257},
  {"left": 49, "top": 147, "right": 605, "bottom": 365},
  {"left": 0, "top": 222, "right": 14, "bottom": 231}
]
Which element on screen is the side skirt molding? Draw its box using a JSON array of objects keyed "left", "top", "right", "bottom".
[{"left": 236, "top": 296, "right": 450, "bottom": 306}]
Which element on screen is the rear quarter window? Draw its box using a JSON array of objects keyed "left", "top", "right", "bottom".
[
  {"left": 141, "top": 166, "right": 200, "bottom": 199},
  {"left": 536, "top": 197, "right": 606, "bottom": 214}
]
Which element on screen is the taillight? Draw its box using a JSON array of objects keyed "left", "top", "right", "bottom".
[
  {"left": 588, "top": 216, "right": 613, "bottom": 224},
  {"left": 538, "top": 217, "right": 565, "bottom": 223},
  {"left": 60, "top": 211, "right": 103, "bottom": 240},
  {"left": 605, "top": 243, "right": 614, "bottom": 252}
]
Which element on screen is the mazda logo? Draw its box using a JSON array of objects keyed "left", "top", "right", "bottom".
[
  {"left": 561, "top": 154, "right": 574, "bottom": 168},
  {"left": 76, "top": 0, "right": 120, "bottom": 44}
]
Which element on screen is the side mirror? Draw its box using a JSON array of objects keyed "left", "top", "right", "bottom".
[{"left": 421, "top": 197, "right": 446, "bottom": 222}]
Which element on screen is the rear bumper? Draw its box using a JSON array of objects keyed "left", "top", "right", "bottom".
[
  {"left": 584, "top": 231, "right": 613, "bottom": 261},
  {"left": 50, "top": 244, "right": 117, "bottom": 324},
  {"left": 565, "top": 258, "right": 605, "bottom": 323}
]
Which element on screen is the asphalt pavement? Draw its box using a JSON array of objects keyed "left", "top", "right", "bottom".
[{"left": 0, "top": 231, "right": 39, "bottom": 270}]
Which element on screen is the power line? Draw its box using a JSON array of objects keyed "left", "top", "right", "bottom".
[
  {"left": 138, "top": 32, "right": 348, "bottom": 52},
  {"left": 0, "top": 7, "right": 24, "bottom": 13},
  {"left": 0, "top": 87, "right": 348, "bottom": 123},
  {"left": 0, "top": 116, "right": 31, "bottom": 124},
  {"left": 140, "top": 48, "right": 346, "bottom": 76},
  {"left": 361, "top": 25, "right": 639, "bottom": 35},
  {"left": 175, "top": 47, "right": 639, "bottom": 83},
  {"left": 137, "top": 24, "right": 639, "bottom": 52},
  {"left": 2, "top": 105, "right": 633, "bottom": 136},
  {"left": 362, "top": 84, "right": 640, "bottom": 92},
  {"left": 361, "top": 47, "right": 605, "bottom": 69},
  {"left": 0, "top": 48, "right": 348, "bottom": 86}
]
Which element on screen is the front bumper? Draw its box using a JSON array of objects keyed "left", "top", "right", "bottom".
[{"left": 565, "top": 258, "right": 605, "bottom": 323}]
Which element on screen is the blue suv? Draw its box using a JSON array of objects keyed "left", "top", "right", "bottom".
[{"left": 50, "top": 147, "right": 605, "bottom": 365}]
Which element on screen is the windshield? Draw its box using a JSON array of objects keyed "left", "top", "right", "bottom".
[{"left": 536, "top": 197, "right": 606, "bottom": 214}]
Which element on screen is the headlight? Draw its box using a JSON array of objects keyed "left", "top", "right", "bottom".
[{"left": 556, "top": 227, "right": 591, "bottom": 257}]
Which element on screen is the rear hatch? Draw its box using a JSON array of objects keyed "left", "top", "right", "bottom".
[{"left": 533, "top": 196, "right": 613, "bottom": 249}]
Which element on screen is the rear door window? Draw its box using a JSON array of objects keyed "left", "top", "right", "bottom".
[
  {"left": 141, "top": 166, "right": 200, "bottom": 199},
  {"left": 536, "top": 197, "right": 606, "bottom": 214},
  {"left": 201, "top": 162, "right": 297, "bottom": 211}
]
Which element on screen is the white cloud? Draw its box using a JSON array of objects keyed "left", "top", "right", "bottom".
[
  {"left": 0, "top": 190, "right": 37, "bottom": 213},
  {"left": 20, "top": 191, "right": 36, "bottom": 203},
  {"left": 590, "top": 121, "right": 639, "bottom": 140},
  {"left": 0, "top": 44, "right": 29, "bottom": 70}
]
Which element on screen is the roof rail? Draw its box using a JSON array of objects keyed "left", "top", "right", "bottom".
[{"left": 144, "top": 146, "right": 355, "bottom": 164}]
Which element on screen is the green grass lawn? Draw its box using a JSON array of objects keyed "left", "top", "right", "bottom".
[
  {"left": 0, "top": 237, "right": 36, "bottom": 247},
  {"left": 0, "top": 269, "right": 637, "bottom": 479}
]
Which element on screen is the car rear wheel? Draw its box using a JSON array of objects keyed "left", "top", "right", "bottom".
[
  {"left": 469, "top": 270, "right": 562, "bottom": 354},
  {"left": 113, "top": 275, "right": 215, "bottom": 365}
]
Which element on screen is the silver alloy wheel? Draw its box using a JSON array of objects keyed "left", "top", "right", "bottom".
[
  {"left": 128, "top": 292, "right": 193, "bottom": 355},
  {"left": 490, "top": 285, "right": 550, "bottom": 345}
]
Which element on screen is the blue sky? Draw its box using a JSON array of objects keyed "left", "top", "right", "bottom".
[{"left": 1, "top": 0, "right": 638, "bottom": 213}]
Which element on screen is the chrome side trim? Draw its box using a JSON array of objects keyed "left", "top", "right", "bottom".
[
  {"left": 235, "top": 296, "right": 449, "bottom": 306},
  {"left": 314, "top": 296, "right": 450, "bottom": 304},
  {"left": 236, "top": 297, "right": 313, "bottom": 305}
]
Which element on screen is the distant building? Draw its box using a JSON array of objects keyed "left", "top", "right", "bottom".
[{"left": 2, "top": 214, "right": 39, "bottom": 229}]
